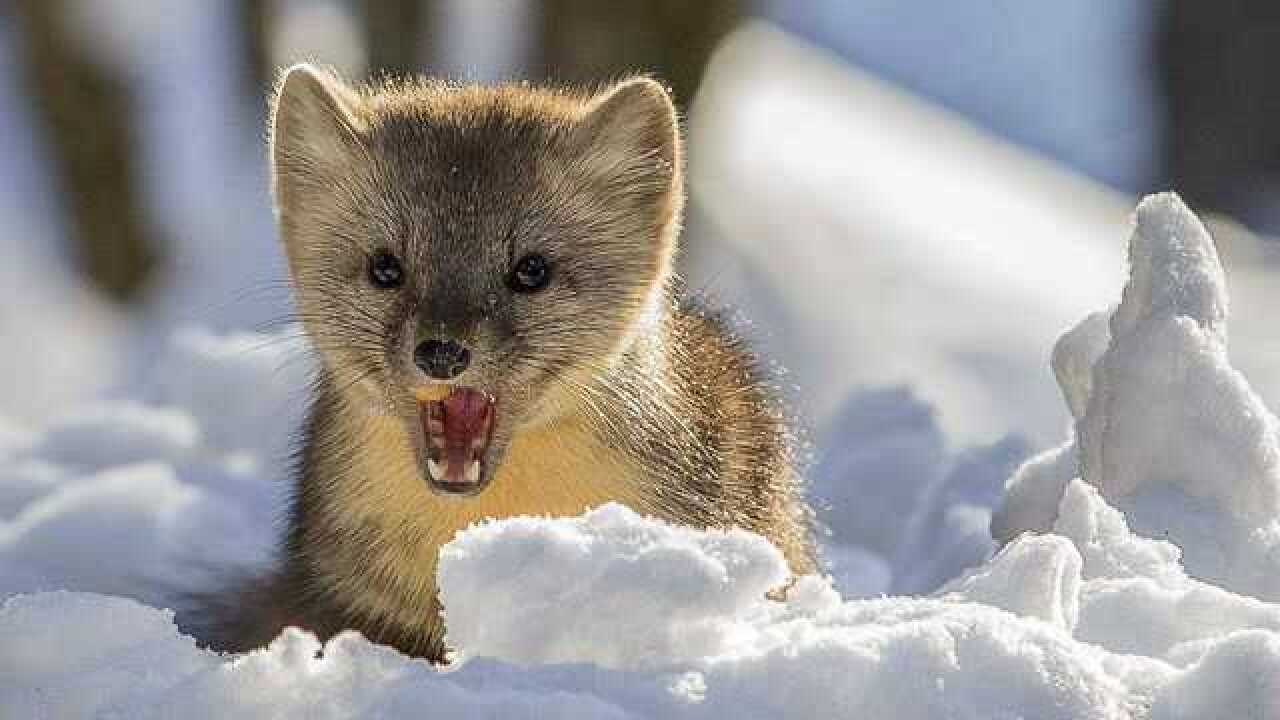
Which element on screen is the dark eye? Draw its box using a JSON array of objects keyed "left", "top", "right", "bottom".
[
  {"left": 509, "top": 253, "right": 551, "bottom": 293},
  {"left": 368, "top": 251, "right": 404, "bottom": 289}
]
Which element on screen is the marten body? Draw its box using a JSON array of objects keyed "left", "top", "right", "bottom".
[{"left": 193, "top": 67, "right": 813, "bottom": 661}]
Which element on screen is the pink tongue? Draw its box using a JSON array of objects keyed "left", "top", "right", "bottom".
[{"left": 442, "top": 389, "right": 489, "bottom": 476}]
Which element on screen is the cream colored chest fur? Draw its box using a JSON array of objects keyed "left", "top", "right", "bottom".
[{"left": 307, "top": 410, "right": 650, "bottom": 629}]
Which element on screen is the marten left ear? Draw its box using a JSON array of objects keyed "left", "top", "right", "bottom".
[
  {"left": 575, "top": 77, "right": 682, "bottom": 209},
  {"left": 269, "top": 64, "right": 366, "bottom": 215}
]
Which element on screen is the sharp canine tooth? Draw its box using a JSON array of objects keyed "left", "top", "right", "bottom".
[
  {"left": 427, "top": 457, "right": 445, "bottom": 481},
  {"left": 465, "top": 460, "right": 480, "bottom": 484}
]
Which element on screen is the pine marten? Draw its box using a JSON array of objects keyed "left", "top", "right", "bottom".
[{"left": 193, "top": 65, "right": 814, "bottom": 661}]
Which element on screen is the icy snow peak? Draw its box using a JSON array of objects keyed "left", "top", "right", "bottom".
[
  {"left": 1080, "top": 193, "right": 1280, "bottom": 524},
  {"left": 996, "top": 192, "right": 1280, "bottom": 600}
]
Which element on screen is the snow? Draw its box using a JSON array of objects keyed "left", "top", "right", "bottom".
[
  {"left": 5, "top": 192, "right": 1280, "bottom": 718},
  {"left": 5, "top": 13, "right": 1280, "bottom": 718},
  {"left": 684, "top": 23, "right": 1280, "bottom": 448},
  {"left": 995, "top": 193, "right": 1280, "bottom": 601},
  {"left": 438, "top": 504, "right": 800, "bottom": 672},
  {"left": 0, "top": 328, "right": 305, "bottom": 604},
  {"left": 807, "top": 387, "right": 1027, "bottom": 596}
]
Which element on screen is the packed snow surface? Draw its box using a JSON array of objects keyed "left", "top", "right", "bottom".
[{"left": 4, "top": 193, "right": 1280, "bottom": 718}]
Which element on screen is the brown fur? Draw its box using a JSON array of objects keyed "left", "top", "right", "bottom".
[{"left": 193, "top": 66, "right": 814, "bottom": 661}]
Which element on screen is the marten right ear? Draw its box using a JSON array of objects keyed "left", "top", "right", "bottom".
[
  {"left": 575, "top": 77, "right": 681, "bottom": 201},
  {"left": 269, "top": 64, "right": 365, "bottom": 214},
  {"left": 573, "top": 77, "right": 684, "bottom": 270}
]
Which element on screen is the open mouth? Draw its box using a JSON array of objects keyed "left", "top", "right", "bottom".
[{"left": 417, "top": 386, "right": 496, "bottom": 495}]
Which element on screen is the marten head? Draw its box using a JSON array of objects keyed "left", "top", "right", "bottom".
[{"left": 269, "top": 65, "right": 682, "bottom": 497}]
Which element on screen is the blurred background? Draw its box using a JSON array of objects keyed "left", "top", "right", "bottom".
[{"left": 4, "top": 1, "right": 1280, "bottom": 595}]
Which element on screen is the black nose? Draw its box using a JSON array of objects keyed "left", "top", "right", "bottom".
[{"left": 415, "top": 339, "right": 471, "bottom": 380}]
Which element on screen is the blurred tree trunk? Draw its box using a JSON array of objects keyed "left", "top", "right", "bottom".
[
  {"left": 11, "top": 0, "right": 160, "bottom": 303},
  {"left": 1158, "top": 0, "right": 1280, "bottom": 229},
  {"left": 533, "top": 0, "right": 741, "bottom": 110},
  {"left": 235, "top": 0, "right": 272, "bottom": 117},
  {"left": 358, "top": 0, "right": 428, "bottom": 77}
]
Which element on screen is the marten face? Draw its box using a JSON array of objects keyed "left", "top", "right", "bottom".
[{"left": 270, "top": 66, "right": 682, "bottom": 497}]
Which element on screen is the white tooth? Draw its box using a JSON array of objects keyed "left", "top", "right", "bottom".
[
  {"left": 464, "top": 460, "right": 480, "bottom": 485},
  {"left": 427, "top": 457, "right": 446, "bottom": 481}
]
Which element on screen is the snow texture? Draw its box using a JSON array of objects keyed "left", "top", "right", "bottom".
[
  {"left": 6, "top": 193, "right": 1280, "bottom": 718},
  {"left": 0, "top": 329, "right": 308, "bottom": 605},
  {"left": 995, "top": 192, "right": 1280, "bottom": 601}
]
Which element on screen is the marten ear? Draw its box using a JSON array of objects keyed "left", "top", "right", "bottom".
[
  {"left": 575, "top": 77, "right": 682, "bottom": 208},
  {"left": 269, "top": 64, "right": 365, "bottom": 212}
]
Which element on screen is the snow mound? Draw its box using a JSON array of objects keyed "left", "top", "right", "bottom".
[
  {"left": 995, "top": 192, "right": 1280, "bottom": 600},
  {"left": 5, "top": 493, "right": 1279, "bottom": 718},
  {"left": 0, "top": 328, "right": 311, "bottom": 602},
  {"left": 438, "top": 503, "right": 789, "bottom": 670},
  {"left": 6, "top": 192, "right": 1280, "bottom": 718}
]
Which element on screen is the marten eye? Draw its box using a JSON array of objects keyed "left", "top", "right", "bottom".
[
  {"left": 368, "top": 251, "right": 404, "bottom": 289},
  {"left": 509, "top": 253, "right": 551, "bottom": 293}
]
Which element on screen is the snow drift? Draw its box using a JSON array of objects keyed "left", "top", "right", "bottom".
[
  {"left": 684, "top": 23, "right": 1280, "bottom": 448},
  {"left": 0, "top": 329, "right": 307, "bottom": 604},
  {"left": 5, "top": 193, "right": 1280, "bottom": 718},
  {"left": 994, "top": 193, "right": 1280, "bottom": 602}
]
